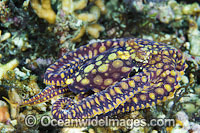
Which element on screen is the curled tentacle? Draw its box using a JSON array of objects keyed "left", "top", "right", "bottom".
[
  {"left": 20, "top": 86, "right": 68, "bottom": 106},
  {"left": 51, "top": 69, "right": 153, "bottom": 119}
]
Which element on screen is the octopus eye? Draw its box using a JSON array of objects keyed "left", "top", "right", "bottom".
[{"left": 128, "top": 67, "right": 142, "bottom": 77}]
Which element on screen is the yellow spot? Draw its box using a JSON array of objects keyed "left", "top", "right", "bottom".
[
  {"left": 96, "top": 55, "right": 104, "bottom": 61},
  {"left": 86, "top": 101, "right": 91, "bottom": 108},
  {"left": 132, "top": 97, "right": 138, "bottom": 104},
  {"left": 91, "top": 69, "right": 97, "bottom": 74},
  {"left": 93, "top": 75, "right": 103, "bottom": 85},
  {"left": 128, "top": 80, "right": 135, "bottom": 88},
  {"left": 66, "top": 79, "right": 74, "bottom": 84},
  {"left": 120, "top": 41, "right": 124, "bottom": 46},
  {"left": 82, "top": 104, "right": 86, "bottom": 109},
  {"left": 57, "top": 81, "right": 60, "bottom": 86},
  {"left": 133, "top": 76, "right": 141, "bottom": 82},
  {"left": 156, "top": 69, "right": 163, "bottom": 76},
  {"left": 141, "top": 76, "right": 147, "bottom": 82},
  {"left": 94, "top": 49, "right": 98, "bottom": 57},
  {"left": 153, "top": 51, "right": 158, "bottom": 55},
  {"left": 163, "top": 58, "right": 170, "bottom": 63},
  {"left": 121, "top": 67, "right": 131, "bottom": 73},
  {"left": 108, "top": 104, "right": 113, "bottom": 110},
  {"left": 112, "top": 73, "right": 120, "bottom": 79},
  {"left": 72, "top": 110, "right": 76, "bottom": 117},
  {"left": 81, "top": 78, "right": 90, "bottom": 85},
  {"left": 162, "top": 51, "right": 169, "bottom": 56},
  {"left": 117, "top": 51, "right": 131, "bottom": 60},
  {"left": 146, "top": 103, "right": 151, "bottom": 108},
  {"left": 110, "top": 89, "right": 116, "bottom": 96},
  {"left": 105, "top": 93, "right": 112, "bottom": 101},
  {"left": 149, "top": 93, "right": 155, "bottom": 100},
  {"left": 131, "top": 106, "right": 135, "bottom": 111},
  {"left": 114, "top": 87, "right": 123, "bottom": 94},
  {"left": 43, "top": 97, "right": 47, "bottom": 101},
  {"left": 140, "top": 95, "right": 146, "bottom": 101},
  {"left": 96, "top": 61, "right": 102, "bottom": 66},
  {"left": 98, "top": 64, "right": 109, "bottom": 73},
  {"left": 164, "top": 84, "right": 172, "bottom": 92},
  {"left": 100, "top": 95, "right": 104, "bottom": 101},
  {"left": 108, "top": 53, "right": 117, "bottom": 60},
  {"left": 104, "top": 107, "right": 109, "bottom": 113},
  {"left": 156, "top": 63, "right": 163, "bottom": 68},
  {"left": 136, "top": 105, "right": 140, "bottom": 110},
  {"left": 112, "top": 60, "right": 123, "bottom": 68},
  {"left": 169, "top": 49, "right": 174, "bottom": 54},
  {"left": 106, "top": 41, "right": 111, "bottom": 46},
  {"left": 157, "top": 100, "right": 161, "bottom": 104},
  {"left": 70, "top": 69, "right": 73, "bottom": 73},
  {"left": 51, "top": 80, "right": 55, "bottom": 85},
  {"left": 58, "top": 114, "right": 62, "bottom": 119},
  {"left": 126, "top": 106, "right": 130, "bottom": 112},
  {"left": 161, "top": 72, "right": 167, "bottom": 77},
  {"left": 164, "top": 65, "right": 169, "bottom": 70},
  {"left": 95, "top": 97, "right": 100, "bottom": 105},
  {"left": 99, "top": 45, "right": 106, "bottom": 53},
  {"left": 155, "top": 56, "right": 161, "bottom": 61},
  {"left": 120, "top": 82, "right": 128, "bottom": 90},
  {"left": 92, "top": 42, "right": 97, "bottom": 47},
  {"left": 141, "top": 104, "right": 145, "bottom": 109},
  {"left": 76, "top": 75, "right": 82, "bottom": 82},
  {"left": 47, "top": 68, "right": 54, "bottom": 72},
  {"left": 116, "top": 98, "right": 122, "bottom": 106},
  {"left": 53, "top": 110, "right": 56, "bottom": 114},
  {"left": 104, "top": 78, "right": 113, "bottom": 86},
  {"left": 89, "top": 50, "right": 93, "bottom": 59},
  {"left": 90, "top": 99, "right": 95, "bottom": 105},
  {"left": 150, "top": 59, "right": 156, "bottom": 64},
  {"left": 63, "top": 55, "right": 67, "bottom": 59},
  {"left": 61, "top": 73, "right": 65, "bottom": 79},
  {"left": 155, "top": 88, "right": 164, "bottom": 95},
  {"left": 93, "top": 109, "right": 98, "bottom": 116},
  {"left": 84, "top": 64, "right": 95, "bottom": 73},
  {"left": 166, "top": 76, "right": 175, "bottom": 84},
  {"left": 78, "top": 54, "right": 84, "bottom": 60},
  {"left": 180, "top": 71, "right": 184, "bottom": 76},
  {"left": 151, "top": 102, "right": 156, "bottom": 106}
]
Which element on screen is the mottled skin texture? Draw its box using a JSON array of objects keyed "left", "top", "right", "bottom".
[{"left": 20, "top": 38, "right": 187, "bottom": 120}]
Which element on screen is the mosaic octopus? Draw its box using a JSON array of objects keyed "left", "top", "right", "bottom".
[{"left": 20, "top": 38, "right": 187, "bottom": 120}]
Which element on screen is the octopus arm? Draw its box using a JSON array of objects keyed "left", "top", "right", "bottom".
[
  {"left": 44, "top": 39, "right": 128, "bottom": 87},
  {"left": 51, "top": 69, "right": 153, "bottom": 119},
  {"left": 20, "top": 86, "right": 68, "bottom": 106}
]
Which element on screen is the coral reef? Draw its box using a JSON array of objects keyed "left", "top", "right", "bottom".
[
  {"left": 31, "top": 0, "right": 56, "bottom": 24},
  {"left": 57, "top": 0, "right": 106, "bottom": 42}
]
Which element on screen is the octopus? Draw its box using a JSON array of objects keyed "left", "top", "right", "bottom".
[{"left": 19, "top": 38, "right": 187, "bottom": 120}]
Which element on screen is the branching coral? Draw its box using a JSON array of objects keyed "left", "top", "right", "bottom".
[{"left": 31, "top": 0, "right": 56, "bottom": 24}]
